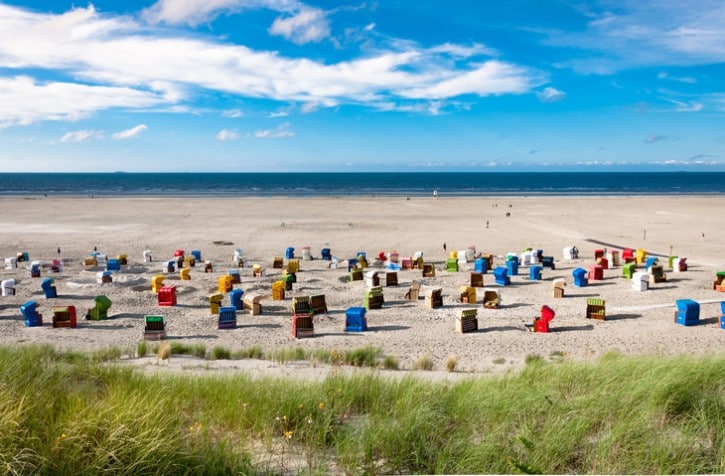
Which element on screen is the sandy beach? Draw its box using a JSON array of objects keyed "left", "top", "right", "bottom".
[{"left": 1, "top": 194, "right": 723, "bottom": 375}]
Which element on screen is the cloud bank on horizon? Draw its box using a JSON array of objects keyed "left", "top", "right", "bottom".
[{"left": 0, "top": 0, "right": 723, "bottom": 171}]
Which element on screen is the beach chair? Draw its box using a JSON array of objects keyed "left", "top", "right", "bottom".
[
  {"left": 607, "top": 250, "right": 620, "bottom": 267},
  {"left": 86, "top": 295, "right": 111, "bottom": 320},
  {"left": 506, "top": 259, "right": 519, "bottom": 276},
  {"left": 300, "top": 246, "right": 311, "bottom": 260},
  {"left": 713, "top": 272, "right": 725, "bottom": 291},
  {"left": 28, "top": 261, "right": 42, "bottom": 278},
  {"left": 541, "top": 256, "right": 555, "bottom": 270},
  {"left": 345, "top": 307, "right": 367, "bottom": 332},
  {"left": 635, "top": 249, "right": 647, "bottom": 265},
  {"left": 158, "top": 286, "right": 177, "bottom": 306},
  {"left": 191, "top": 250, "right": 202, "bottom": 263},
  {"left": 320, "top": 248, "right": 331, "bottom": 261},
  {"left": 597, "top": 256, "right": 609, "bottom": 270},
  {"left": 446, "top": 258, "right": 459, "bottom": 272},
  {"left": 493, "top": 267, "right": 510, "bottom": 286},
  {"left": 272, "top": 281, "right": 285, "bottom": 300},
  {"left": 292, "top": 312, "right": 314, "bottom": 338},
  {"left": 228, "top": 269, "right": 241, "bottom": 284},
  {"left": 117, "top": 254, "right": 128, "bottom": 266},
  {"left": 174, "top": 249, "right": 185, "bottom": 258},
  {"left": 41, "top": 278, "right": 57, "bottom": 298},
  {"left": 385, "top": 271, "right": 398, "bottom": 287},
  {"left": 291, "top": 295, "right": 311, "bottom": 314},
  {"left": 282, "top": 271, "right": 295, "bottom": 291},
  {"left": 562, "top": 246, "right": 579, "bottom": 260},
  {"left": 481, "top": 253, "right": 494, "bottom": 270},
  {"left": 17, "top": 252, "right": 29, "bottom": 263},
  {"left": 347, "top": 258, "right": 359, "bottom": 272},
  {"left": 594, "top": 249, "right": 605, "bottom": 261},
  {"left": 422, "top": 263, "right": 436, "bottom": 278},
  {"left": 470, "top": 272, "right": 484, "bottom": 288},
  {"left": 572, "top": 268, "right": 588, "bottom": 287},
  {"left": 230, "top": 289, "right": 244, "bottom": 311},
  {"left": 143, "top": 315, "right": 167, "bottom": 341},
  {"left": 165, "top": 260, "right": 176, "bottom": 273},
  {"left": 648, "top": 265, "right": 667, "bottom": 284},
  {"left": 143, "top": 250, "right": 152, "bottom": 263},
  {"left": 200, "top": 260, "right": 211, "bottom": 273},
  {"left": 622, "top": 262, "right": 637, "bottom": 279},
  {"left": 674, "top": 257, "right": 688, "bottom": 272},
  {"left": 365, "top": 270, "right": 380, "bottom": 288},
  {"left": 401, "top": 256, "right": 414, "bottom": 270},
  {"left": 106, "top": 258, "right": 121, "bottom": 272},
  {"left": 482, "top": 289, "right": 500, "bottom": 309},
  {"left": 243, "top": 293, "right": 263, "bottom": 316},
  {"left": 585, "top": 298, "right": 606, "bottom": 320},
  {"left": 405, "top": 280, "right": 421, "bottom": 300},
  {"left": 218, "top": 306, "right": 237, "bottom": 329},
  {"left": 151, "top": 275, "right": 165, "bottom": 293},
  {"left": 622, "top": 248, "right": 635, "bottom": 263},
  {"left": 252, "top": 264, "right": 263, "bottom": 277},
  {"left": 552, "top": 278, "right": 566, "bottom": 298},
  {"left": 349, "top": 268, "right": 363, "bottom": 282},
  {"left": 645, "top": 257, "right": 658, "bottom": 271},
  {"left": 632, "top": 271, "right": 649, "bottom": 291},
  {"left": 310, "top": 294, "right": 328, "bottom": 315},
  {"left": 674, "top": 299, "right": 699, "bottom": 326},
  {"left": 528, "top": 305, "right": 555, "bottom": 333},
  {"left": 84, "top": 256, "right": 98, "bottom": 267},
  {"left": 233, "top": 248, "right": 244, "bottom": 266},
  {"left": 425, "top": 288, "right": 443, "bottom": 309},
  {"left": 5, "top": 257, "right": 17, "bottom": 269},
  {"left": 364, "top": 287, "right": 384, "bottom": 310},
  {"left": 719, "top": 302, "right": 725, "bottom": 330},
  {"left": 529, "top": 265, "right": 542, "bottom": 281},
  {"left": 459, "top": 286, "right": 476, "bottom": 304},
  {"left": 473, "top": 258, "right": 487, "bottom": 274},
  {"left": 52, "top": 306, "right": 77, "bottom": 328},
  {"left": 1, "top": 279, "right": 16, "bottom": 296},
  {"left": 286, "top": 258, "right": 300, "bottom": 274},
  {"left": 218, "top": 275, "right": 234, "bottom": 293},
  {"left": 388, "top": 251, "right": 399, "bottom": 263},
  {"left": 209, "top": 293, "right": 224, "bottom": 314},
  {"left": 521, "top": 251, "right": 536, "bottom": 266},
  {"left": 285, "top": 247, "right": 295, "bottom": 260},
  {"left": 588, "top": 264, "right": 604, "bottom": 281},
  {"left": 97, "top": 270, "right": 113, "bottom": 284},
  {"left": 456, "top": 308, "right": 478, "bottom": 333},
  {"left": 20, "top": 301, "right": 43, "bottom": 327},
  {"left": 178, "top": 268, "right": 190, "bottom": 280}
]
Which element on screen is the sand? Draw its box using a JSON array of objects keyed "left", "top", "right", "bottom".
[{"left": 1, "top": 195, "right": 724, "bottom": 377}]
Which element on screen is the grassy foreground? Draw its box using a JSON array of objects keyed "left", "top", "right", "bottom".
[{"left": 0, "top": 345, "right": 723, "bottom": 475}]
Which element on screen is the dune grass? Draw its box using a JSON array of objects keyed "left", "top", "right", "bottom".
[{"left": 0, "top": 345, "right": 722, "bottom": 474}]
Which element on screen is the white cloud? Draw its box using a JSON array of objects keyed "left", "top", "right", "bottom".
[
  {"left": 644, "top": 134, "right": 668, "bottom": 144},
  {"left": 537, "top": 86, "right": 565, "bottom": 103},
  {"left": 112, "top": 124, "right": 148, "bottom": 139},
  {"left": 0, "top": 76, "right": 165, "bottom": 127},
  {"left": 251, "top": 122, "right": 294, "bottom": 138},
  {"left": 269, "top": 7, "right": 330, "bottom": 44},
  {"left": 216, "top": 128, "right": 240, "bottom": 140},
  {"left": 60, "top": 129, "right": 102, "bottom": 143},
  {"left": 222, "top": 109, "right": 243, "bottom": 118},
  {"left": 143, "top": 0, "right": 301, "bottom": 26},
  {"left": 0, "top": 4, "right": 542, "bottom": 127}
]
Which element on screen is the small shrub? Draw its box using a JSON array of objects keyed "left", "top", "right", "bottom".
[
  {"left": 493, "top": 357, "right": 506, "bottom": 365},
  {"left": 192, "top": 344, "right": 207, "bottom": 359},
  {"left": 137, "top": 341, "right": 149, "bottom": 357},
  {"left": 445, "top": 354, "right": 458, "bottom": 372},
  {"left": 525, "top": 354, "right": 543, "bottom": 365},
  {"left": 92, "top": 347, "right": 123, "bottom": 362},
  {"left": 232, "top": 346, "right": 264, "bottom": 359},
  {"left": 271, "top": 346, "right": 307, "bottom": 363},
  {"left": 414, "top": 354, "right": 434, "bottom": 371},
  {"left": 383, "top": 355, "right": 399, "bottom": 370},
  {"left": 211, "top": 346, "right": 231, "bottom": 360},
  {"left": 345, "top": 346, "right": 380, "bottom": 367},
  {"left": 549, "top": 350, "right": 565, "bottom": 362},
  {"left": 156, "top": 342, "right": 171, "bottom": 361}
]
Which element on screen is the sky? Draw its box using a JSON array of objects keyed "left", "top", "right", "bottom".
[{"left": 0, "top": 0, "right": 724, "bottom": 172}]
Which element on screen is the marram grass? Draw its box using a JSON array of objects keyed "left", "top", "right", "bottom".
[{"left": 0, "top": 345, "right": 722, "bottom": 475}]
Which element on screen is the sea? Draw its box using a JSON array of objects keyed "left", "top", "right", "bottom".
[{"left": 0, "top": 172, "right": 723, "bottom": 197}]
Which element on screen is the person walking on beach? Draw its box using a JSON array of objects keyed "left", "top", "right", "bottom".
[{"left": 443, "top": 242, "right": 447, "bottom": 254}]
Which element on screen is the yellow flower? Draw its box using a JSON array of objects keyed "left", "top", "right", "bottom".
[
  {"left": 318, "top": 402, "right": 325, "bottom": 410},
  {"left": 284, "top": 430, "right": 293, "bottom": 439},
  {"left": 61, "top": 433, "right": 67, "bottom": 439}
]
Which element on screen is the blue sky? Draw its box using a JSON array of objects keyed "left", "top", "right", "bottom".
[{"left": 0, "top": 0, "right": 724, "bottom": 172}]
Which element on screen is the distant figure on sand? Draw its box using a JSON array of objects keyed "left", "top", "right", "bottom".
[
  {"left": 443, "top": 242, "right": 447, "bottom": 253},
  {"left": 433, "top": 189, "right": 438, "bottom": 199}
]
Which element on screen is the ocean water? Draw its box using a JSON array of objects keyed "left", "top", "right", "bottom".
[{"left": 0, "top": 172, "right": 723, "bottom": 196}]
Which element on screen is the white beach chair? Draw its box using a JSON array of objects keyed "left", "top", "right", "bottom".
[{"left": 631, "top": 271, "right": 649, "bottom": 291}]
